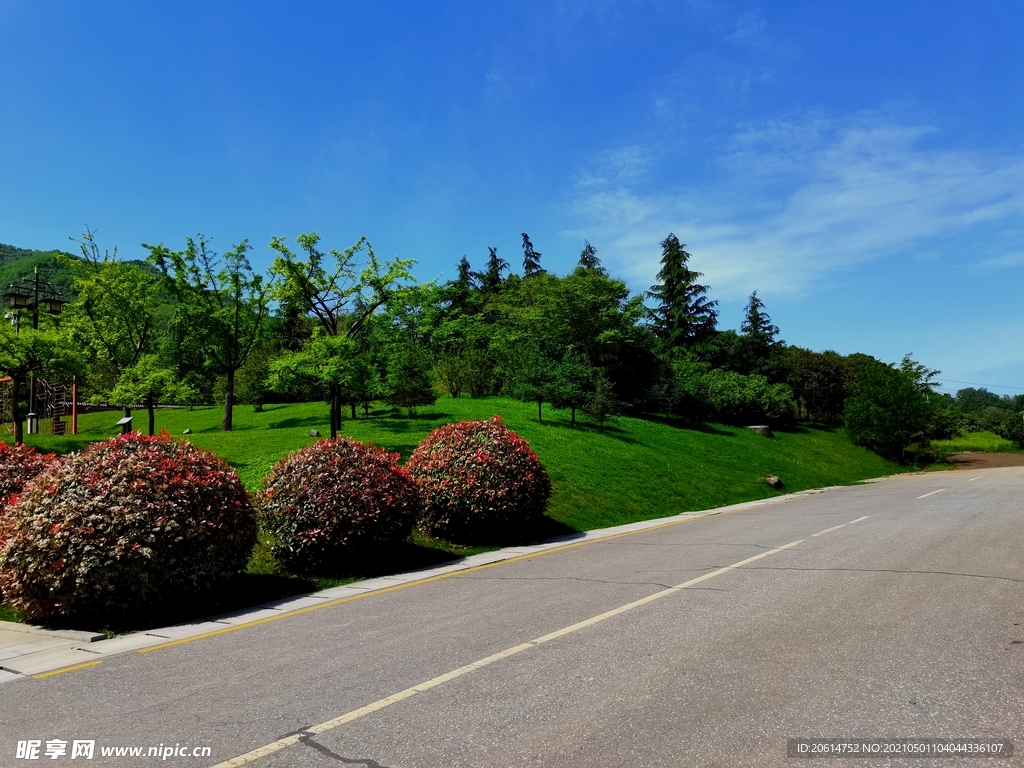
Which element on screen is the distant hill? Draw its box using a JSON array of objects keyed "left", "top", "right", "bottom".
[
  {"left": 0, "top": 243, "right": 160, "bottom": 305},
  {"left": 0, "top": 243, "right": 78, "bottom": 300}
]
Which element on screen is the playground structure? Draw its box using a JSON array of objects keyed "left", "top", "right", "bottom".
[{"left": 0, "top": 376, "right": 77, "bottom": 437}]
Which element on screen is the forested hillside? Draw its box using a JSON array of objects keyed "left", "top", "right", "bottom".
[
  {"left": 3, "top": 230, "right": 1016, "bottom": 459},
  {"left": 0, "top": 244, "right": 77, "bottom": 298}
]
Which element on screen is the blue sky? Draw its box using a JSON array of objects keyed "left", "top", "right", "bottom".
[{"left": 2, "top": 0, "right": 1023, "bottom": 395}]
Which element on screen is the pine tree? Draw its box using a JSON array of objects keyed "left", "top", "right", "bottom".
[
  {"left": 476, "top": 247, "right": 508, "bottom": 294},
  {"left": 740, "top": 291, "right": 779, "bottom": 347},
  {"left": 738, "top": 291, "right": 782, "bottom": 378},
  {"left": 447, "top": 255, "right": 476, "bottom": 312},
  {"left": 576, "top": 240, "right": 606, "bottom": 275},
  {"left": 521, "top": 233, "right": 544, "bottom": 277},
  {"left": 645, "top": 234, "right": 717, "bottom": 353}
]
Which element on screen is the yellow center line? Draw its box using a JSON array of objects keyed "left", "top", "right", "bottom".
[
  {"left": 138, "top": 500, "right": 783, "bottom": 655},
  {"left": 212, "top": 516, "right": 862, "bottom": 767}
]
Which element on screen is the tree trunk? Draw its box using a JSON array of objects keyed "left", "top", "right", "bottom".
[
  {"left": 328, "top": 382, "right": 342, "bottom": 439},
  {"left": 123, "top": 405, "right": 131, "bottom": 418},
  {"left": 11, "top": 378, "right": 24, "bottom": 445},
  {"left": 571, "top": 406, "right": 576, "bottom": 426},
  {"left": 350, "top": 402, "right": 356, "bottom": 420},
  {"left": 147, "top": 394, "right": 156, "bottom": 436},
  {"left": 222, "top": 369, "right": 235, "bottom": 432},
  {"left": 537, "top": 399, "right": 543, "bottom": 423}
]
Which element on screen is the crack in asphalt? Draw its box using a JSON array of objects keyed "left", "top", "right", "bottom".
[
  {"left": 742, "top": 566, "right": 1024, "bottom": 583},
  {"left": 297, "top": 732, "right": 391, "bottom": 767}
]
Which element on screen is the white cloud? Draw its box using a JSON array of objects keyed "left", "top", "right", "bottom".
[
  {"left": 565, "top": 113, "right": 1024, "bottom": 299},
  {"left": 977, "top": 251, "right": 1024, "bottom": 269}
]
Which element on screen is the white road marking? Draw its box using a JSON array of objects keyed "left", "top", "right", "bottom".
[
  {"left": 917, "top": 489, "right": 946, "bottom": 499},
  {"left": 212, "top": 517, "right": 868, "bottom": 767},
  {"left": 968, "top": 475, "right": 984, "bottom": 482},
  {"left": 811, "top": 515, "right": 868, "bottom": 537}
]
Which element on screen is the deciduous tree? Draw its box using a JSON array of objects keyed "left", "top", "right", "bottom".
[
  {"left": 268, "top": 233, "right": 414, "bottom": 437},
  {"left": 146, "top": 236, "right": 270, "bottom": 432}
]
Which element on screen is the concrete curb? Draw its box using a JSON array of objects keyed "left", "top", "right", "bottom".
[
  {"left": 0, "top": 621, "right": 105, "bottom": 643},
  {"left": 0, "top": 479, "right": 897, "bottom": 680}
]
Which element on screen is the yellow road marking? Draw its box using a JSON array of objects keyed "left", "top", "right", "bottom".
[
  {"left": 212, "top": 517, "right": 868, "bottom": 768},
  {"left": 139, "top": 500, "right": 788, "bottom": 655},
  {"left": 33, "top": 660, "right": 103, "bottom": 679}
]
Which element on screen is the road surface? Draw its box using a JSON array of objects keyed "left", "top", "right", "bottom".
[{"left": 1, "top": 468, "right": 1021, "bottom": 767}]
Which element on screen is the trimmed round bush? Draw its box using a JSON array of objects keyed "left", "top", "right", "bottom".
[
  {"left": 407, "top": 416, "right": 551, "bottom": 543},
  {"left": 257, "top": 438, "right": 420, "bottom": 574},
  {"left": 0, "top": 432, "right": 256, "bottom": 621}
]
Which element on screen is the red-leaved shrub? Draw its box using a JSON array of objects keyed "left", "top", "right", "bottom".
[
  {"left": 257, "top": 438, "right": 420, "bottom": 574},
  {"left": 0, "top": 432, "right": 256, "bottom": 621},
  {"left": 406, "top": 416, "right": 551, "bottom": 542},
  {"left": 1, "top": 443, "right": 60, "bottom": 553},
  {"left": 0, "top": 442, "right": 59, "bottom": 509}
]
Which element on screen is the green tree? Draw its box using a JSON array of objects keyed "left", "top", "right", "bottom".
[
  {"left": 521, "top": 233, "right": 544, "bottom": 278},
  {"left": 235, "top": 343, "right": 276, "bottom": 412},
  {"left": 583, "top": 372, "right": 621, "bottom": 430},
  {"left": 516, "top": 346, "right": 558, "bottom": 422},
  {"left": 784, "top": 348, "right": 850, "bottom": 422},
  {"left": 645, "top": 234, "right": 718, "bottom": 355},
  {"left": 737, "top": 291, "right": 783, "bottom": 377},
  {"left": 845, "top": 361, "right": 935, "bottom": 461},
  {"left": 107, "top": 355, "right": 198, "bottom": 435},
  {"left": 0, "top": 325, "right": 82, "bottom": 444},
  {"left": 476, "top": 247, "right": 508, "bottom": 295},
  {"left": 385, "top": 345, "right": 437, "bottom": 416},
  {"left": 576, "top": 240, "right": 606, "bottom": 275},
  {"left": 954, "top": 387, "right": 1002, "bottom": 414},
  {"left": 146, "top": 236, "right": 270, "bottom": 432},
  {"left": 995, "top": 409, "right": 1024, "bottom": 449},
  {"left": 550, "top": 351, "right": 594, "bottom": 426},
  {"left": 268, "top": 233, "right": 415, "bottom": 437},
  {"left": 64, "top": 228, "right": 160, "bottom": 417}
]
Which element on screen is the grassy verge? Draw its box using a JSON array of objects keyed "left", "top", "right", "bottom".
[
  {"left": 3, "top": 397, "right": 904, "bottom": 631},
  {"left": 933, "top": 430, "right": 1024, "bottom": 454}
]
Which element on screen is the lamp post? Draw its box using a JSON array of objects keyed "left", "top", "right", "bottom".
[{"left": 4, "top": 267, "right": 67, "bottom": 435}]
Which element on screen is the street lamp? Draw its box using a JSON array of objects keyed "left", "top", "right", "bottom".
[{"left": 5, "top": 267, "right": 69, "bottom": 435}]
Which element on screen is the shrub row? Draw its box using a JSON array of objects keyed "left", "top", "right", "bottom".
[
  {"left": 0, "top": 418, "right": 550, "bottom": 621},
  {"left": 257, "top": 416, "right": 550, "bottom": 572}
]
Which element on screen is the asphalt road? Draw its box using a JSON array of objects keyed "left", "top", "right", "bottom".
[{"left": 2, "top": 468, "right": 1022, "bottom": 767}]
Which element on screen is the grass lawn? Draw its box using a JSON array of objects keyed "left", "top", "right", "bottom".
[
  {"left": 2, "top": 397, "right": 904, "bottom": 631},
  {"left": 933, "top": 430, "right": 1024, "bottom": 454}
]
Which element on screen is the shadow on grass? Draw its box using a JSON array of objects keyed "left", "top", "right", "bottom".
[
  {"left": 772, "top": 423, "right": 811, "bottom": 434},
  {"left": 371, "top": 412, "right": 454, "bottom": 432},
  {"left": 268, "top": 415, "right": 327, "bottom": 430},
  {"left": 794, "top": 421, "right": 842, "bottom": 433},
  {"left": 641, "top": 413, "right": 734, "bottom": 437},
  {"left": 534, "top": 419, "right": 642, "bottom": 445}
]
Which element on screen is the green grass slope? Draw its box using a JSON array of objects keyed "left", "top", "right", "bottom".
[{"left": 8, "top": 397, "right": 902, "bottom": 532}]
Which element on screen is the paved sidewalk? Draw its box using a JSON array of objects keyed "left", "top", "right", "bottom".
[{"left": 0, "top": 482, "right": 867, "bottom": 683}]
